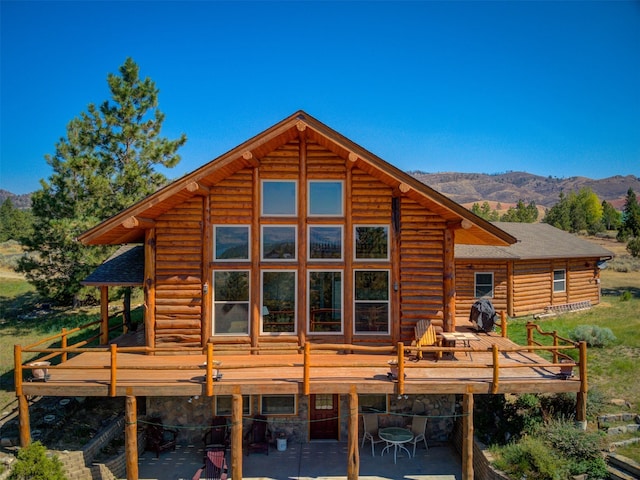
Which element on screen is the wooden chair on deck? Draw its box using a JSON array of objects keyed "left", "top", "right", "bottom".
[
  {"left": 413, "top": 319, "right": 442, "bottom": 360},
  {"left": 246, "top": 414, "right": 270, "bottom": 455},
  {"left": 203, "top": 416, "right": 229, "bottom": 452}
]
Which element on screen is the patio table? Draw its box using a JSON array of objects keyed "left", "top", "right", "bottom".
[{"left": 379, "top": 427, "right": 413, "bottom": 463}]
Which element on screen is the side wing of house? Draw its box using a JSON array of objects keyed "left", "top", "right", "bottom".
[
  {"left": 455, "top": 222, "right": 613, "bottom": 318},
  {"left": 79, "top": 111, "right": 516, "bottom": 349}
]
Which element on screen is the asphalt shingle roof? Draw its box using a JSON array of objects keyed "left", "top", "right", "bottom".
[
  {"left": 456, "top": 222, "right": 614, "bottom": 260},
  {"left": 81, "top": 244, "right": 144, "bottom": 286}
]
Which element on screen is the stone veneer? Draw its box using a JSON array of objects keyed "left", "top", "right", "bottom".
[{"left": 146, "top": 393, "right": 457, "bottom": 446}]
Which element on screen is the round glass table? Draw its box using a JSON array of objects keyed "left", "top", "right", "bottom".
[{"left": 378, "top": 427, "right": 413, "bottom": 463}]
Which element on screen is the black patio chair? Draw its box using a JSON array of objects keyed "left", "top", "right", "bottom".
[{"left": 145, "top": 417, "right": 178, "bottom": 458}]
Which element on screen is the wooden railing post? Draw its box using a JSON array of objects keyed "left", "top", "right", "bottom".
[
  {"left": 110, "top": 344, "right": 117, "bottom": 397},
  {"left": 304, "top": 343, "right": 311, "bottom": 395},
  {"left": 491, "top": 344, "right": 499, "bottom": 394},
  {"left": 347, "top": 385, "right": 359, "bottom": 480},
  {"left": 14, "top": 345, "right": 23, "bottom": 397},
  {"left": 500, "top": 311, "right": 507, "bottom": 338},
  {"left": 100, "top": 286, "right": 109, "bottom": 345},
  {"left": 125, "top": 395, "right": 138, "bottom": 480},
  {"left": 526, "top": 322, "right": 534, "bottom": 351},
  {"left": 397, "top": 343, "right": 405, "bottom": 396},
  {"left": 61, "top": 328, "right": 68, "bottom": 363},
  {"left": 206, "top": 343, "right": 213, "bottom": 397},
  {"left": 552, "top": 331, "right": 559, "bottom": 364}
]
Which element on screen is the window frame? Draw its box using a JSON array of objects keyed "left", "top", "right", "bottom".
[
  {"left": 358, "top": 394, "right": 388, "bottom": 413},
  {"left": 260, "top": 395, "right": 297, "bottom": 415},
  {"left": 212, "top": 270, "right": 250, "bottom": 336},
  {"left": 215, "top": 395, "right": 251, "bottom": 416},
  {"left": 474, "top": 272, "right": 494, "bottom": 298},
  {"left": 261, "top": 180, "right": 297, "bottom": 217},
  {"left": 213, "top": 225, "right": 250, "bottom": 261},
  {"left": 308, "top": 180, "right": 344, "bottom": 217},
  {"left": 308, "top": 225, "right": 344, "bottom": 261},
  {"left": 261, "top": 269, "right": 297, "bottom": 335},
  {"left": 353, "top": 269, "right": 390, "bottom": 335},
  {"left": 354, "top": 225, "right": 390, "bottom": 261},
  {"left": 553, "top": 269, "right": 566, "bottom": 293},
  {"left": 261, "top": 225, "right": 297, "bottom": 262},
  {"left": 308, "top": 269, "right": 343, "bottom": 335}
]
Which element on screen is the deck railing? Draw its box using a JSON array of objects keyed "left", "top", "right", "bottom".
[{"left": 15, "top": 331, "right": 587, "bottom": 399}]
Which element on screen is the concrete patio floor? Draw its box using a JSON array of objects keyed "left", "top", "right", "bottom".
[{"left": 136, "top": 441, "right": 462, "bottom": 480}]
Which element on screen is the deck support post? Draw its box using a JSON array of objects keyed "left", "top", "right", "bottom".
[
  {"left": 231, "top": 392, "right": 243, "bottom": 479},
  {"left": 347, "top": 385, "right": 359, "bottom": 480},
  {"left": 125, "top": 395, "right": 138, "bottom": 480},
  {"left": 462, "top": 391, "right": 474, "bottom": 480},
  {"left": 576, "top": 341, "right": 588, "bottom": 429},
  {"left": 18, "top": 394, "right": 30, "bottom": 447}
]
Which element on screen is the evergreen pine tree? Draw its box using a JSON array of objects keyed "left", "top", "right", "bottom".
[{"left": 18, "top": 58, "right": 186, "bottom": 304}]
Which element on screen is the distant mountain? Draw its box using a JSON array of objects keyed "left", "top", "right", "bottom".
[
  {"left": 0, "top": 190, "right": 32, "bottom": 209},
  {"left": 410, "top": 172, "right": 640, "bottom": 210},
  {"left": 2, "top": 172, "right": 638, "bottom": 213}
]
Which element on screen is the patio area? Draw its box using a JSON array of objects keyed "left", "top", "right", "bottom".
[{"left": 137, "top": 441, "right": 462, "bottom": 480}]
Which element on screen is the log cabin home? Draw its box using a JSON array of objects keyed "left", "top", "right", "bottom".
[
  {"left": 14, "top": 112, "right": 591, "bottom": 480},
  {"left": 455, "top": 222, "right": 614, "bottom": 319}
]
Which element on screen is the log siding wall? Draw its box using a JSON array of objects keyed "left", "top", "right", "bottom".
[{"left": 151, "top": 138, "right": 458, "bottom": 347}]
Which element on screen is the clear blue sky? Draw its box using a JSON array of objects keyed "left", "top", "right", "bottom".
[{"left": 1, "top": 1, "right": 639, "bottom": 195}]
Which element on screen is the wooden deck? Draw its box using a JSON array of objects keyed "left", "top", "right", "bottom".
[{"left": 19, "top": 329, "right": 583, "bottom": 398}]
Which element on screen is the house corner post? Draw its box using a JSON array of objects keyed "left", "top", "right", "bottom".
[
  {"left": 443, "top": 226, "right": 456, "bottom": 331},
  {"left": 347, "top": 385, "right": 359, "bottom": 480},
  {"left": 144, "top": 228, "right": 156, "bottom": 352},
  {"left": 462, "top": 391, "right": 474, "bottom": 480},
  {"left": 100, "top": 286, "right": 109, "bottom": 344},
  {"left": 125, "top": 395, "right": 138, "bottom": 480}
]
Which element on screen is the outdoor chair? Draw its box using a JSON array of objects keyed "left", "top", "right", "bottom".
[
  {"left": 246, "top": 414, "right": 270, "bottom": 455},
  {"left": 413, "top": 319, "right": 442, "bottom": 360},
  {"left": 361, "top": 413, "right": 385, "bottom": 456},
  {"left": 145, "top": 417, "right": 178, "bottom": 458},
  {"left": 192, "top": 448, "right": 228, "bottom": 480},
  {"left": 203, "top": 416, "right": 229, "bottom": 452},
  {"left": 409, "top": 415, "right": 428, "bottom": 456}
]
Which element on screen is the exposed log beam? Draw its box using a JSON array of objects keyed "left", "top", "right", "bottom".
[
  {"left": 122, "top": 216, "right": 155, "bottom": 229},
  {"left": 242, "top": 150, "right": 260, "bottom": 167},
  {"left": 185, "top": 181, "right": 210, "bottom": 196}
]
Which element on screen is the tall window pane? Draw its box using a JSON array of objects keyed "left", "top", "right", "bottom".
[
  {"left": 309, "top": 271, "right": 342, "bottom": 333},
  {"left": 213, "top": 271, "right": 249, "bottom": 335},
  {"left": 354, "top": 270, "right": 389, "bottom": 334},
  {"left": 309, "top": 181, "right": 343, "bottom": 216},
  {"left": 262, "top": 181, "right": 297, "bottom": 216},
  {"left": 553, "top": 269, "right": 566, "bottom": 292},
  {"left": 354, "top": 226, "right": 389, "bottom": 260},
  {"left": 262, "top": 271, "right": 296, "bottom": 334}
]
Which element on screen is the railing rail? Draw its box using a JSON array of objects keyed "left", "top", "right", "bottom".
[{"left": 15, "top": 334, "right": 586, "bottom": 399}]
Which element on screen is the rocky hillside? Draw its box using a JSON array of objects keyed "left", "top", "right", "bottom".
[
  {"left": 410, "top": 171, "right": 640, "bottom": 209},
  {"left": 0, "top": 189, "right": 32, "bottom": 209}
]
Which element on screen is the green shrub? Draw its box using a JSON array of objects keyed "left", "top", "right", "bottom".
[
  {"left": 627, "top": 237, "right": 640, "bottom": 257},
  {"left": 8, "top": 441, "right": 67, "bottom": 480},
  {"left": 569, "top": 324, "right": 617, "bottom": 347},
  {"left": 538, "top": 420, "right": 608, "bottom": 479},
  {"left": 491, "top": 435, "right": 569, "bottom": 480},
  {"left": 621, "top": 290, "right": 633, "bottom": 301}
]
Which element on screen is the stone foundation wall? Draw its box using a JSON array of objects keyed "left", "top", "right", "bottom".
[{"left": 146, "top": 394, "right": 456, "bottom": 446}]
